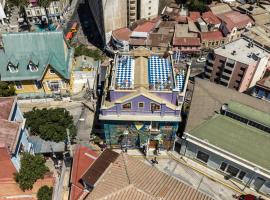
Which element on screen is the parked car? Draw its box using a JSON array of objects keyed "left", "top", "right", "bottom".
[{"left": 196, "top": 57, "right": 206, "bottom": 63}]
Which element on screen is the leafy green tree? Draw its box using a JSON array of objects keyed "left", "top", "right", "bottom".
[
  {"left": 0, "top": 81, "right": 15, "bottom": 97},
  {"left": 14, "top": 153, "right": 49, "bottom": 191},
  {"left": 37, "top": 185, "right": 53, "bottom": 200},
  {"left": 74, "top": 45, "right": 104, "bottom": 61},
  {"left": 24, "top": 108, "right": 76, "bottom": 142},
  {"left": 187, "top": 0, "right": 208, "bottom": 12}
]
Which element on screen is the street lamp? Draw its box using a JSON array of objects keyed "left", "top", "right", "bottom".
[
  {"left": 242, "top": 167, "right": 260, "bottom": 191},
  {"left": 123, "top": 129, "right": 129, "bottom": 153}
]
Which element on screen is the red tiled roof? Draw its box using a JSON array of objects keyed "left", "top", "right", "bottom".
[
  {"left": 70, "top": 145, "right": 98, "bottom": 200},
  {"left": 189, "top": 12, "right": 201, "bottom": 22},
  {"left": 0, "top": 97, "right": 16, "bottom": 120},
  {"left": 217, "top": 11, "right": 253, "bottom": 32},
  {"left": 200, "top": 30, "right": 224, "bottom": 41},
  {"left": 202, "top": 11, "right": 221, "bottom": 25},
  {"left": 133, "top": 21, "right": 156, "bottom": 33},
  {"left": 173, "top": 37, "right": 201, "bottom": 46},
  {"left": 0, "top": 119, "right": 21, "bottom": 153},
  {"left": 0, "top": 147, "right": 16, "bottom": 181},
  {"left": 112, "top": 28, "right": 132, "bottom": 41}
]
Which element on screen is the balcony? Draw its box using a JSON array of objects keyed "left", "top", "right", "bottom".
[
  {"left": 220, "top": 77, "right": 229, "bottom": 83},
  {"left": 205, "top": 71, "right": 211, "bottom": 77},
  {"left": 205, "top": 64, "right": 213, "bottom": 71},
  {"left": 222, "top": 71, "right": 231, "bottom": 78},
  {"left": 224, "top": 65, "right": 234, "bottom": 71}
]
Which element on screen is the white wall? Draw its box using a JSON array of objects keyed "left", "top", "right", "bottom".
[
  {"left": 103, "top": 0, "right": 127, "bottom": 33},
  {"left": 250, "top": 56, "right": 269, "bottom": 88},
  {"left": 140, "top": 0, "right": 159, "bottom": 20}
]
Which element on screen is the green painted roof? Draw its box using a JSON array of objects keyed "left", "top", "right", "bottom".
[
  {"left": 227, "top": 101, "right": 270, "bottom": 127},
  {"left": 0, "top": 31, "right": 73, "bottom": 81},
  {"left": 190, "top": 115, "right": 270, "bottom": 170}
]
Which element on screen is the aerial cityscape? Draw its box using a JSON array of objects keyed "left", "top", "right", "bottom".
[{"left": 0, "top": 0, "right": 269, "bottom": 200}]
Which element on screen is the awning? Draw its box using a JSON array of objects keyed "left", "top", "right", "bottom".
[
  {"left": 18, "top": 18, "right": 24, "bottom": 23},
  {"left": 65, "top": 32, "right": 73, "bottom": 40}
]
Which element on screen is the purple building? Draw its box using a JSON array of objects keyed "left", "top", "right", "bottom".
[{"left": 100, "top": 47, "right": 190, "bottom": 153}]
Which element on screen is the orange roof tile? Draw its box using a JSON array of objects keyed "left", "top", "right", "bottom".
[
  {"left": 217, "top": 11, "right": 253, "bottom": 32},
  {"left": 70, "top": 145, "right": 98, "bottom": 200},
  {"left": 173, "top": 37, "right": 201, "bottom": 46},
  {"left": 200, "top": 30, "right": 224, "bottom": 41},
  {"left": 0, "top": 120, "right": 21, "bottom": 153},
  {"left": 0, "top": 97, "right": 16, "bottom": 120},
  {"left": 202, "top": 11, "right": 221, "bottom": 25},
  {"left": 133, "top": 21, "right": 156, "bottom": 33},
  {"left": 0, "top": 147, "right": 16, "bottom": 181},
  {"left": 189, "top": 12, "right": 201, "bottom": 22},
  {"left": 112, "top": 28, "right": 132, "bottom": 41},
  {"left": 86, "top": 153, "right": 214, "bottom": 200}
]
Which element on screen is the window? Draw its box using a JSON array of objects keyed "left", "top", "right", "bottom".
[
  {"left": 151, "top": 122, "right": 159, "bottom": 130},
  {"left": 220, "top": 162, "right": 227, "bottom": 171},
  {"left": 122, "top": 102, "right": 131, "bottom": 110},
  {"left": 151, "top": 103, "right": 160, "bottom": 112},
  {"left": 36, "top": 10, "right": 40, "bottom": 15},
  {"left": 226, "top": 165, "right": 239, "bottom": 177},
  {"left": 196, "top": 151, "right": 209, "bottom": 163},
  {"left": 27, "top": 11, "right": 31, "bottom": 15},
  {"left": 238, "top": 171, "right": 246, "bottom": 180},
  {"left": 15, "top": 81, "right": 23, "bottom": 89},
  {"left": 29, "top": 62, "right": 38, "bottom": 72},
  {"left": 8, "top": 62, "right": 18, "bottom": 73},
  {"left": 34, "top": 80, "right": 42, "bottom": 89},
  {"left": 148, "top": 7, "right": 151, "bottom": 9},
  {"left": 48, "top": 81, "right": 60, "bottom": 92},
  {"left": 148, "top": 12, "right": 151, "bottom": 15},
  {"left": 138, "top": 102, "right": 144, "bottom": 109},
  {"left": 49, "top": 68, "right": 56, "bottom": 74},
  {"left": 55, "top": 8, "right": 59, "bottom": 13}
]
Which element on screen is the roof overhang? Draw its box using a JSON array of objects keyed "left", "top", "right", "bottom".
[{"left": 99, "top": 114, "right": 181, "bottom": 122}]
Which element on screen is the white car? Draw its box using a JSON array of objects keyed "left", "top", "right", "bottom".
[{"left": 196, "top": 57, "right": 206, "bottom": 63}]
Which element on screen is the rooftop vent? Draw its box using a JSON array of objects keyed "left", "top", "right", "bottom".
[
  {"left": 222, "top": 45, "right": 226, "bottom": 49},
  {"left": 231, "top": 50, "right": 236, "bottom": 55}
]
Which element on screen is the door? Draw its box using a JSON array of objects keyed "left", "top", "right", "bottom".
[
  {"left": 149, "top": 140, "right": 158, "bottom": 149},
  {"left": 174, "top": 142, "right": 181, "bottom": 154},
  {"left": 253, "top": 177, "right": 265, "bottom": 191}
]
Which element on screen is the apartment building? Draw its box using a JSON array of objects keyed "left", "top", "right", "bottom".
[{"left": 205, "top": 38, "right": 270, "bottom": 92}]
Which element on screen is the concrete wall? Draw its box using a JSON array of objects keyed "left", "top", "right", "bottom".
[
  {"left": 139, "top": 0, "right": 159, "bottom": 20},
  {"left": 176, "top": 139, "right": 270, "bottom": 195},
  {"left": 103, "top": 0, "right": 127, "bottom": 33}
]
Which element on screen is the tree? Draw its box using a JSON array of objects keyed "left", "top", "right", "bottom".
[
  {"left": 187, "top": 0, "right": 208, "bottom": 12},
  {"left": 14, "top": 153, "right": 49, "bottom": 191},
  {"left": 0, "top": 81, "right": 15, "bottom": 97},
  {"left": 24, "top": 108, "right": 76, "bottom": 142},
  {"left": 7, "top": 0, "right": 29, "bottom": 15},
  {"left": 37, "top": 185, "right": 53, "bottom": 200},
  {"left": 74, "top": 45, "right": 104, "bottom": 61}
]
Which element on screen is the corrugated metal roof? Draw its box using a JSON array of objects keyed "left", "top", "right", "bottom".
[
  {"left": 29, "top": 136, "right": 65, "bottom": 153},
  {"left": 0, "top": 31, "right": 73, "bottom": 81},
  {"left": 86, "top": 153, "right": 214, "bottom": 200},
  {"left": 81, "top": 149, "right": 119, "bottom": 187}
]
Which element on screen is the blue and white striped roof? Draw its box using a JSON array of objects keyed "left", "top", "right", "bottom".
[
  {"left": 175, "top": 70, "right": 185, "bottom": 91},
  {"left": 115, "top": 56, "right": 134, "bottom": 89},
  {"left": 148, "top": 56, "right": 172, "bottom": 90}
]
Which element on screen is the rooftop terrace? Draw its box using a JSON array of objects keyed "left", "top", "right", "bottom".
[
  {"left": 113, "top": 48, "right": 186, "bottom": 92},
  {"left": 214, "top": 38, "right": 269, "bottom": 65},
  {"left": 190, "top": 115, "right": 270, "bottom": 170}
]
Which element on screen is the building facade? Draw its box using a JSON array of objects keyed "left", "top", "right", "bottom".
[
  {"left": 25, "top": 0, "right": 69, "bottom": 22},
  {"left": 0, "top": 31, "right": 74, "bottom": 98},
  {"left": 251, "top": 75, "right": 270, "bottom": 101},
  {"left": 175, "top": 101, "right": 270, "bottom": 195},
  {"left": 99, "top": 47, "right": 189, "bottom": 153},
  {"left": 0, "top": 97, "right": 33, "bottom": 170},
  {"left": 205, "top": 38, "right": 270, "bottom": 92}
]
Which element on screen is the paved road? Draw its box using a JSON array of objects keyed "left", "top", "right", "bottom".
[{"left": 144, "top": 158, "right": 237, "bottom": 200}]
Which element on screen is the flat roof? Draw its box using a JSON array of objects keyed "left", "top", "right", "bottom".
[
  {"left": 214, "top": 38, "right": 269, "bottom": 65},
  {"left": 190, "top": 115, "right": 270, "bottom": 170}
]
